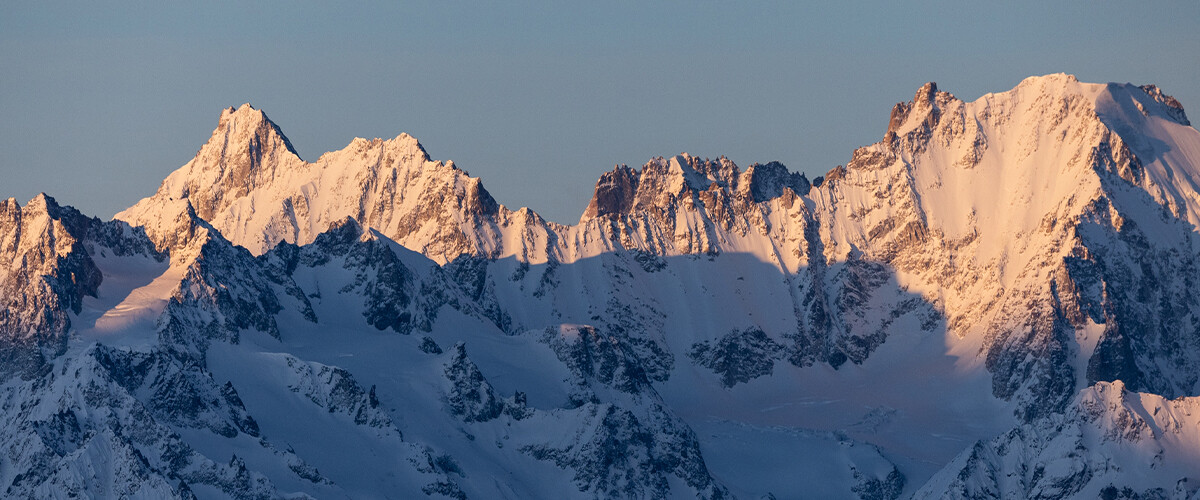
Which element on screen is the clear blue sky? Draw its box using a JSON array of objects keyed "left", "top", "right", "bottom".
[{"left": 3, "top": 1, "right": 1199, "bottom": 223}]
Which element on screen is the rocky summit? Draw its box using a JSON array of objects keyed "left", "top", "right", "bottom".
[{"left": 3, "top": 74, "right": 1200, "bottom": 499}]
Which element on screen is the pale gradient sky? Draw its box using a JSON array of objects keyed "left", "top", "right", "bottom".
[{"left": 3, "top": 1, "right": 1199, "bottom": 223}]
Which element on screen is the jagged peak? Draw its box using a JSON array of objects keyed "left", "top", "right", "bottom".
[
  {"left": 886, "top": 81, "right": 960, "bottom": 137},
  {"left": 327, "top": 216, "right": 364, "bottom": 234},
  {"left": 11, "top": 193, "right": 88, "bottom": 229},
  {"left": 741, "top": 161, "right": 811, "bottom": 202},
  {"left": 126, "top": 196, "right": 226, "bottom": 261},
  {"left": 125, "top": 76, "right": 1199, "bottom": 264},
  {"left": 641, "top": 153, "right": 740, "bottom": 191},
  {"left": 219, "top": 102, "right": 261, "bottom": 123},
  {"left": 640, "top": 154, "right": 716, "bottom": 191},
  {"left": 913, "top": 81, "right": 938, "bottom": 106},
  {"left": 513, "top": 206, "right": 543, "bottom": 223},
  {"left": 857, "top": 73, "right": 1200, "bottom": 246},
  {"left": 24, "top": 192, "right": 59, "bottom": 212},
  {"left": 819, "top": 164, "right": 846, "bottom": 185},
  {"left": 880, "top": 73, "right": 1171, "bottom": 147},
  {"left": 581, "top": 164, "right": 640, "bottom": 221},
  {"left": 320, "top": 132, "right": 433, "bottom": 169},
  {"left": 1132, "top": 83, "right": 1191, "bottom": 126},
  {"left": 1138, "top": 84, "right": 1187, "bottom": 113},
  {"left": 0, "top": 198, "right": 18, "bottom": 223},
  {"left": 347, "top": 132, "right": 421, "bottom": 149},
  {"left": 214, "top": 106, "right": 438, "bottom": 176},
  {"left": 312, "top": 216, "right": 371, "bottom": 246},
  {"left": 208, "top": 102, "right": 300, "bottom": 160},
  {"left": 581, "top": 154, "right": 813, "bottom": 221},
  {"left": 389, "top": 132, "right": 424, "bottom": 151},
  {"left": 879, "top": 74, "right": 1191, "bottom": 153},
  {"left": 127, "top": 105, "right": 308, "bottom": 222},
  {"left": 0, "top": 194, "right": 67, "bottom": 236}
]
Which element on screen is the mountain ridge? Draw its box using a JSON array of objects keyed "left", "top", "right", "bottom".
[
  {"left": 2, "top": 74, "right": 1199, "bottom": 498},
  {"left": 113, "top": 72, "right": 1200, "bottom": 414}
]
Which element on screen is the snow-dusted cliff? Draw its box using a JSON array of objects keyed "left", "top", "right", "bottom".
[{"left": 2, "top": 74, "right": 1199, "bottom": 498}]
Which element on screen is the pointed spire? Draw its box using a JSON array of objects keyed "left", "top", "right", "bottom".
[
  {"left": 914, "top": 82, "right": 938, "bottom": 107},
  {"left": 581, "top": 164, "right": 638, "bottom": 222},
  {"left": 212, "top": 103, "right": 300, "bottom": 159}
]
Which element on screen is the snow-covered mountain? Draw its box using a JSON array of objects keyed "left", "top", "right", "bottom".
[
  {"left": 3, "top": 74, "right": 1200, "bottom": 498},
  {"left": 117, "top": 104, "right": 511, "bottom": 265}
]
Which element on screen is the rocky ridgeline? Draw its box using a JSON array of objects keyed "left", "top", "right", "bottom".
[{"left": 0, "top": 195, "right": 161, "bottom": 376}]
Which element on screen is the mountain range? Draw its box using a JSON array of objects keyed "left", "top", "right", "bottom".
[{"left": 3, "top": 73, "right": 1200, "bottom": 499}]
